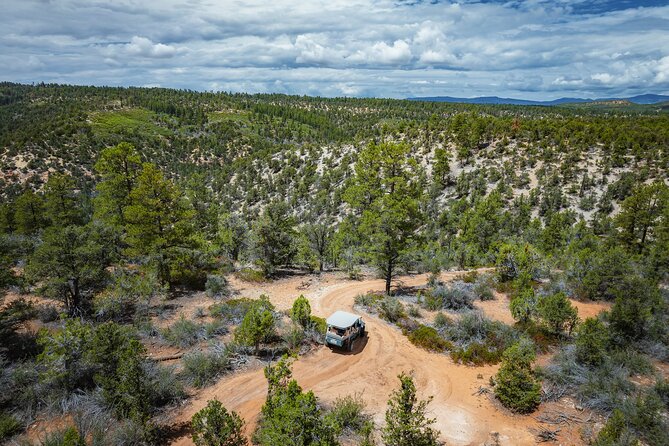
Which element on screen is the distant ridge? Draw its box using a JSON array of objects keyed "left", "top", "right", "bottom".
[{"left": 407, "top": 94, "right": 669, "bottom": 106}]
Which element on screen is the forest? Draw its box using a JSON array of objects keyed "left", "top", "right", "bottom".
[{"left": 0, "top": 82, "right": 668, "bottom": 445}]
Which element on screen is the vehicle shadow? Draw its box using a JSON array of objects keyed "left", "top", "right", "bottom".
[{"left": 328, "top": 334, "right": 369, "bottom": 356}]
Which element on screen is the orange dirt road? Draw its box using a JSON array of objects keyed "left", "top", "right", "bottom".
[{"left": 171, "top": 272, "right": 543, "bottom": 445}]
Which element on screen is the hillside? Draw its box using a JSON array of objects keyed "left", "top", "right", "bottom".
[{"left": 1, "top": 83, "right": 667, "bottom": 225}]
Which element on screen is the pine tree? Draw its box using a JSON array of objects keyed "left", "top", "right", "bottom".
[
  {"left": 251, "top": 201, "right": 297, "bottom": 277},
  {"left": 27, "top": 223, "right": 116, "bottom": 315},
  {"left": 615, "top": 182, "right": 668, "bottom": 253},
  {"left": 536, "top": 292, "right": 578, "bottom": 335},
  {"left": 44, "top": 173, "right": 82, "bottom": 226},
  {"left": 234, "top": 295, "right": 276, "bottom": 354},
  {"left": 345, "top": 142, "right": 423, "bottom": 295},
  {"left": 290, "top": 295, "right": 311, "bottom": 328},
  {"left": 218, "top": 213, "right": 248, "bottom": 262},
  {"left": 382, "top": 372, "right": 439, "bottom": 446},
  {"left": 494, "top": 340, "right": 541, "bottom": 413},
  {"left": 94, "top": 142, "right": 142, "bottom": 227},
  {"left": 14, "top": 189, "right": 46, "bottom": 235},
  {"left": 192, "top": 399, "right": 248, "bottom": 446},
  {"left": 124, "top": 163, "right": 195, "bottom": 287},
  {"left": 254, "top": 356, "right": 337, "bottom": 446}
]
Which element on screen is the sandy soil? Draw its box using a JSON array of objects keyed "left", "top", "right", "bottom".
[{"left": 169, "top": 271, "right": 610, "bottom": 446}]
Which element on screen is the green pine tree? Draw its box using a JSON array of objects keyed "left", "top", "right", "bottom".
[{"left": 382, "top": 372, "right": 439, "bottom": 446}]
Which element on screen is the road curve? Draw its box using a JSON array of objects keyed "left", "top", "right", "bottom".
[{"left": 171, "top": 272, "right": 539, "bottom": 446}]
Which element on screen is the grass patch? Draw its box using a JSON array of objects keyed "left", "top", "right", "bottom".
[
  {"left": 90, "top": 108, "right": 171, "bottom": 137},
  {"left": 207, "top": 110, "right": 251, "bottom": 123}
]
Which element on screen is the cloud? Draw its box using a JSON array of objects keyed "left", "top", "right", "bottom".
[
  {"left": 1, "top": 0, "right": 668, "bottom": 99},
  {"left": 348, "top": 40, "right": 413, "bottom": 65},
  {"left": 104, "top": 36, "right": 181, "bottom": 59}
]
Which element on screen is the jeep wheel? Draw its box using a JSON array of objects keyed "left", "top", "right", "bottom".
[{"left": 348, "top": 339, "right": 355, "bottom": 352}]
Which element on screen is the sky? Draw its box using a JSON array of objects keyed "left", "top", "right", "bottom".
[{"left": 2, "top": 0, "right": 669, "bottom": 100}]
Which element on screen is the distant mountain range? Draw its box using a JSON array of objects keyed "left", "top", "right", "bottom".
[{"left": 406, "top": 94, "right": 669, "bottom": 106}]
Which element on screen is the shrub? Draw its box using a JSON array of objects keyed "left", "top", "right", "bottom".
[
  {"left": 204, "top": 320, "right": 228, "bottom": 339},
  {"left": 592, "top": 409, "right": 637, "bottom": 446},
  {"left": 254, "top": 356, "right": 337, "bottom": 446},
  {"left": 235, "top": 268, "right": 266, "bottom": 283},
  {"left": 182, "top": 347, "right": 231, "bottom": 388},
  {"left": 210, "top": 298, "right": 254, "bottom": 324},
  {"left": 379, "top": 296, "right": 405, "bottom": 323},
  {"left": 536, "top": 292, "right": 578, "bottom": 335},
  {"left": 430, "top": 283, "right": 475, "bottom": 311},
  {"left": 37, "top": 318, "right": 95, "bottom": 393},
  {"left": 326, "top": 394, "right": 370, "bottom": 436},
  {"left": 566, "top": 246, "right": 631, "bottom": 301},
  {"left": 161, "top": 316, "right": 202, "bottom": 348},
  {"left": 290, "top": 295, "right": 311, "bottom": 328},
  {"left": 459, "top": 270, "right": 479, "bottom": 283},
  {"left": 441, "top": 312, "right": 519, "bottom": 365},
  {"left": 309, "top": 316, "right": 327, "bottom": 335},
  {"left": 543, "top": 346, "right": 651, "bottom": 413},
  {"left": 426, "top": 272, "right": 443, "bottom": 288},
  {"left": 619, "top": 392, "right": 669, "bottom": 446},
  {"left": 655, "top": 379, "right": 669, "bottom": 410},
  {"left": 62, "top": 426, "right": 86, "bottom": 446},
  {"left": 93, "top": 289, "right": 137, "bottom": 322},
  {"left": 205, "top": 275, "right": 230, "bottom": 298},
  {"left": 474, "top": 278, "right": 495, "bottom": 301},
  {"left": 494, "top": 340, "right": 541, "bottom": 413},
  {"left": 408, "top": 325, "right": 452, "bottom": 352},
  {"left": 608, "top": 277, "right": 660, "bottom": 344},
  {"left": 408, "top": 305, "right": 421, "bottom": 318},
  {"left": 433, "top": 312, "right": 452, "bottom": 328},
  {"left": 451, "top": 343, "right": 504, "bottom": 366},
  {"left": 145, "top": 362, "right": 186, "bottom": 407},
  {"left": 509, "top": 287, "right": 537, "bottom": 324},
  {"left": 0, "top": 411, "right": 21, "bottom": 441},
  {"left": 354, "top": 293, "right": 383, "bottom": 309},
  {"left": 40, "top": 426, "right": 86, "bottom": 446},
  {"left": 575, "top": 317, "right": 609, "bottom": 366},
  {"left": 397, "top": 317, "right": 420, "bottom": 334},
  {"left": 421, "top": 292, "right": 442, "bottom": 311},
  {"left": 107, "top": 418, "right": 156, "bottom": 446},
  {"left": 234, "top": 295, "right": 276, "bottom": 353},
  {"left": 282, "top": 323, "right": 306, "bottom": 350},
  {"left": 36, "top": 304, "right": 60, "bottom": 323},
  {"left": 94, "top": 270, "right": 165, "bottom": 322},
  {"left": 192, "top": 399, "right": 248, "bottom": 446}
]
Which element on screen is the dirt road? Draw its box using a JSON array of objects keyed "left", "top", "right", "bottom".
[{"left": 170, "top": 272, "right": 548, "bottom": 445}]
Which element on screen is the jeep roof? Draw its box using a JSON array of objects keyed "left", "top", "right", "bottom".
[{"left": 326, "top": 310, "right": 361, "bottom": 329}]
